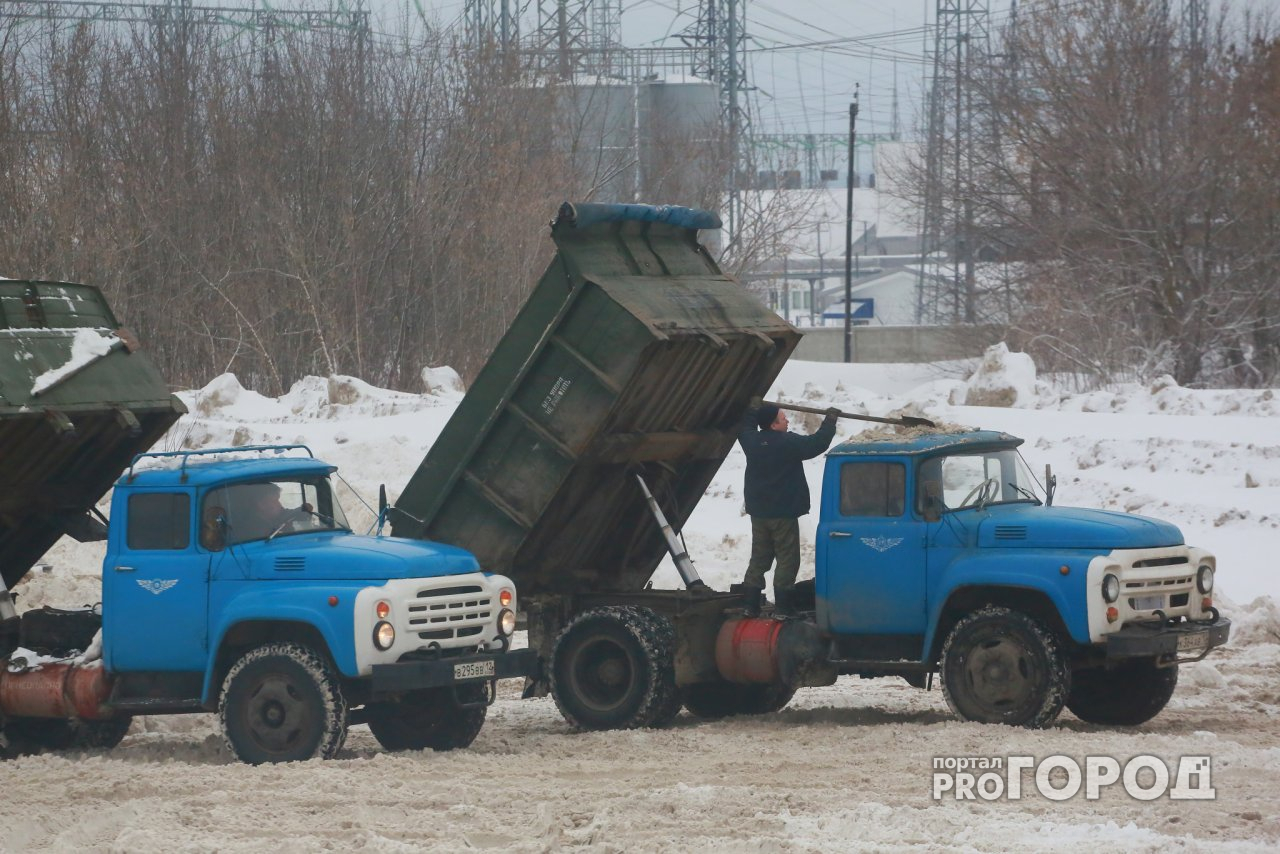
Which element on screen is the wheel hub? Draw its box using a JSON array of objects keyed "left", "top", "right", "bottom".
[
  {"left": 965, "top": 637, "right": 1035, "bottom": 711},
  {"left": 246, "top": 676, "right": 309, "bottom": 752},
  {"left": 571, "top": 638, "right": 636, "bottom": 712}
]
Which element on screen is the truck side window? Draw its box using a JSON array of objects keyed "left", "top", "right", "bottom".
[
  {"left": 127, "top": 493, "right": 191, "bottom": 550},
  {"left": 839, "top": 462, "right": 906, "bottom": 517}
]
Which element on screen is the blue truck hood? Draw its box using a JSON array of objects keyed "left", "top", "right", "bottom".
[
  {"left": 234, "top": 533, "right": 482, "bottom": 580},
  {"left": 976, "top": 505, "right": 1184, "bottom": 550}
]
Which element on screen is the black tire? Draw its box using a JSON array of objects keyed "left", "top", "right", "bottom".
[
  {"left": 366, "top": 684, "right": 488, "bottom": 751},
  {"left": 940, "top": 606, "right": 1069, "bottom": 729},
  {"left": 682, "top": 681, "right": 796, "bottom": 719},
  {"left": 550, "top": 606, "right": 676, "bottom": 731},
  {"left": 1067, "top": 661, "right": 1178, "bottom": 726},
  {"left": 3, "top": 715, "right": 132, "bottom": 752},
  {"left": 219, "top": 642, "right": 348, "bottom": 764},
  {"left": 636, "top": 610, "right": 682, "bottom": 727}
]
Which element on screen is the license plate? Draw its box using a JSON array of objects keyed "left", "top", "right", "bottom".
[
  {"left": 453, "top": 659, "right": 495, "bottom": 680},
  {"left": 1132, "top": 595, "right": 1164, "bottom": 611},
  {"left": 1176, "top": 632, "right": 1209, "bottom": 653}
]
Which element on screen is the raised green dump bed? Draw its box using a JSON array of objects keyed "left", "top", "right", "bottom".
[
  {"left": 393, "top": 203, "right": 798, "bottom": 597},
  {"left": 0, "top": 280, "right": 185, "bottom": 589}
]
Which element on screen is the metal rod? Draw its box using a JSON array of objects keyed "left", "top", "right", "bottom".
[
  {"left": 635, "top": 474, "right": 706, "bottom": 590},
  {"left": 765, "top": 399, "right": 937, "bottom": 429}
]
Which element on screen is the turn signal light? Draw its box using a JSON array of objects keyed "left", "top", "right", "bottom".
[
  {"left": 1202, "top": 597, "right": 1213, "bottom": 610},
  {"left": 1106, "top": 607, "right": 1119, "bottom": 623},
  {"left": 499, "top": 589, "right": 513, "bottom": 607},
  {"left": 376, "top": 600, "right": 391, "bottom": 619}
]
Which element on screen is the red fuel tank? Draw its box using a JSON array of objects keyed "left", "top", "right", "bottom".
[
  {"left": 0, "top": 660, "right": 115, "bottom": 720},
  {"left": 715, "top": 617, "right": 784, "bottom": 684}
]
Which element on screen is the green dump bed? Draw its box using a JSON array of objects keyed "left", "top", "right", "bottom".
[
  {"left": 0, "top": 280, "right": 186, "bottom": 589},
  {"left": 392, "top": 203, "right": 799, "bottom": 597}
]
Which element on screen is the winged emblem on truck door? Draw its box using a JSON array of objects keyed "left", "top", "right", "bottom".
[
  {"left": 137, "top": 578, "right": 179, "bottom": 595},
  {"left": 861, "top": 536, "right": 904, "bottom": 553}
]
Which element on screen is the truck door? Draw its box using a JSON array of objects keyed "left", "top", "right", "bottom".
[
  {"left": 818, "top": 459, "right": 927, "bottom": 643},
  {"left": 103, "top": 490, "right": 209, "bottom": 672}
]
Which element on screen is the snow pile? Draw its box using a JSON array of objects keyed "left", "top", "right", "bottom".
[
  {"left": 953, "top": 341, "right": 1039, "bottom": 407},
  {"left": 30, "top": 328, "right": 118, "bottom": 395}
]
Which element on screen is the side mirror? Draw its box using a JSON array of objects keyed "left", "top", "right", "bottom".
[
  {"left": 203, "top": 513, "right": 228, "bottom": 551},
  {"left": 1044, "top": 464, "right": 1057, "bottom": 507},
  {"left": 922, "top": 480, "right": 943, "bottom": 523},
  {"left": 377, "top": 484, "right": 388, "bottom": 535}
]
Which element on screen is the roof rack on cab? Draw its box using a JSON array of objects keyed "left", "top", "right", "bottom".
[{"left": 127, "top": 444, "right": 315, "bottom": 483}]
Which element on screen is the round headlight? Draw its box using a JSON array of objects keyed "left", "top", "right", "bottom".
[
  {"left": 1102, "top": 573, "right": 1120, "bottom": 604},
  {"left": 498, "top": 608, "right": 516, "bottom": 637},
  {"left": 373, "top": 620, "right": 395, "bottom": 650},
  {"left": 1197, "top": 565, "right": 1214, "bottom": 594}
]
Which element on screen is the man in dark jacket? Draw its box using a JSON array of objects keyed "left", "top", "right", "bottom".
[{"left": 738, "top": 401, "right": 839, "bottom": 617}]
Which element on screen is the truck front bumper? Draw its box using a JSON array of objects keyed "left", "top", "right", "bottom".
[
  {"left": 1105, "top": 616, "right": 1231, "bottom": 662},
  {"left": 370, "top": 648, "right": 540, "bottom": 696}
]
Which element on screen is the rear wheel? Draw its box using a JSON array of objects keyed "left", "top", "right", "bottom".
[
  {"left": 219, "top": 642, "right": 348, "bottom": 764},
  {"left": 3, "top": 715, "right": 132, "bottom": 753},
  {"left": 682, "top": 681, "right": 796, "bottom": 719},
  {"left": 366, "top": 684, "right": 488, "bottom": 751},
  {"left": 940, "top": 606, "right": 1068, "bottom": 728},
  {"left": 550, "top": 606, "right": 676, "bottom": 730},
  {"left": 1067, "top": 661, "right": 1178, "bottom": 726}
]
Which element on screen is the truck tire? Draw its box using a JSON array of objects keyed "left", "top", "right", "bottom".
[
  {"left": 366, "top": 684, "right": 487, "bottom": 751},
  {"left": 1067, "top": 661, "right": 1178, "bottom": 726},
  {"left": 550, "top": 606, "right": 676, "bottom": 731},
  {"left": 219, "top": 642, "right": 348, "bottom": 764},
  {"left": 682, "top": 681, "right": 796, "bottom": 719},
  {"left": 3, "top": 715, "right": 133, "bottom": 752},
  {"left": 940, "top": 606, "right": 1069, "bottom": 729},
  {"left": 636, "top": 609, "right": 682, "bottom": 727}
]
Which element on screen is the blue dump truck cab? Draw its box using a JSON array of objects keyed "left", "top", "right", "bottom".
[
  {"left": 815, "top": 429, "right": 1230, "bottom": 727},
  {"left": 3, "top": 445, "right": 535, "bottom": 764}
]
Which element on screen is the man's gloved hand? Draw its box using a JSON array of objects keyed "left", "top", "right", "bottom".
[
  {"left": 824, "top": 406, "right": 841, "bottom": 422},
  {"left": 749, "top": 395, "right": 765, "bottom": 410}
]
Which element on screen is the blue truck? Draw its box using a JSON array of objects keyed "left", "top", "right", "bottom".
[
  {"left": 0, "top": 281, "right": 535, "bottom": 763},
  {"left": 388, "top": 202, "right": 1231, "bottom": 731},
  {"left": 808, "top": 427, "right": 1229, "bottom": 727}
]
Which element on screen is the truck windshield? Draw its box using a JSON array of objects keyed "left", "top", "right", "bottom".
[
  {"left": 921, "top": 448, "right": 1041, "bottom": 512},
  {"left": 201, "top": 477, "right": 351, "bottom": 548}
]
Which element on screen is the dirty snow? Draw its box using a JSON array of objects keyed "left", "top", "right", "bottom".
[
  {"left": 5, "top": 350, "right": 1280, "bottom": 851},
  {"left": 29, "top": 328, "right": 118, "bottom": 396}
]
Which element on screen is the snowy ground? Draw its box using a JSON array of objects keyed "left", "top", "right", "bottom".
[{"left": 6, "top": 354, "right": 1279, "bottom": 851}]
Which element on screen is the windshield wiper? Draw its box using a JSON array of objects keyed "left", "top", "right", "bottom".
[{"left": 1007, "top": 482, "right": 1042, "bottom": 504}]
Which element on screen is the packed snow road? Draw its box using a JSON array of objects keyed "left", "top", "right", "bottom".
[{"left": 3, "top": 601, "right": 1278, "bottom": 852}]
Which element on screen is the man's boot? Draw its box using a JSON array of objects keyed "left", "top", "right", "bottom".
[
  {"left": 742, "top": 585, "right": 762, "bottom": 618},
  {"left": 773, "top": 587, "right": 796, "bottom": 620}
]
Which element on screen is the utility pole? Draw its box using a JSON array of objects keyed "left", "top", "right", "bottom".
[{"left": 844, "top": 86, "right": 859, "bottom": 363}]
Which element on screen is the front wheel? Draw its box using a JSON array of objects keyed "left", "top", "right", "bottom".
[
  {"left": 219, "top": 642, "right": 348, "bottom": 764},
  {"left": 940, "top": 606, "right": 1069, "bottom": 728},
  {"left": 366, "top": 684, "right": 488, "bottom": 752},
  {"left": 1067, "top": 661, "right": 1178, "bottom": 726}
]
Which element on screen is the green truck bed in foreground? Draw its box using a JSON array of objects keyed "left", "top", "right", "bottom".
[{"left": 392, "top": 203, "right": 799, "bottom": 597}]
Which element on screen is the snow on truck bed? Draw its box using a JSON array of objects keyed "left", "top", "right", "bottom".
[{"left": 6, "top": 355, "right": 1279, "bottom": 851}]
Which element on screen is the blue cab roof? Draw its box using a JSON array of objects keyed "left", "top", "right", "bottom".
[
  {"left": 120, "top": 449, "right": 336, "bottom": 489},
  {"left": 830, "top": 429, "right": 1023, "bottom": 457}
]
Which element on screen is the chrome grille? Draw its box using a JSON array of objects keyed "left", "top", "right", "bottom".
[{"left": 407, "top": 583, "right": 493, "bottom": 642}]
